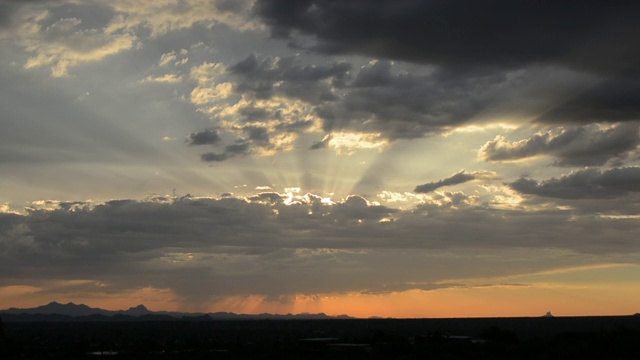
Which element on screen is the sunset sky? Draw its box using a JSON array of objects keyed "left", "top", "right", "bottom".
[{"left": 1, "top": 0, "right": 640, "bottom": 318}]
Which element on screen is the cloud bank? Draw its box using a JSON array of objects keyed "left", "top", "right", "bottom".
[
  {"left": 2, "top": 190, "right": 639, "bottom": 303},
  {"left": 480, "top": 122, "right": 640, "bottom": 166},
  {"left": 509, "top": 166, "right": 640, "bottom": 199}
]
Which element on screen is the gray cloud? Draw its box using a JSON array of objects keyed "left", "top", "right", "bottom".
[
  {"left": 316, "top": 60, "right": 510, "bottom": 139},
  {"left": 242, "top": 125, "right": 270, "bottom": 144},
  {"left": 200, "top": 141, "right": 251, "bottom": 162},
  {"left": 0, "top": 1, "right": 21, "bottom": 29},
  {"left": 309, "top": 135, "right": 330, "bottom": 150},
  {"left": 184, "top": 54, "right": 352, "bottom": 161},
  {"left": 185, "top": 128, "right": 222, "bottom": 146},
  {"left": 415, "top": 170, "right": 497, "bottom": 193},
  {"left": 509, "top": 166, "right": 640, "bottom": 199},
  {"left": 251, "top": 0, "right": 640, "bottom": 133},
  {"left": 228, "top": 56, "right": 523, "bottom": 141},
  {"left": 2, "top": 191, "right": 639, "bottom": 300},
  {"left": 214, "top": 0, "right": 253, "bottom": 14},
  {"left": 480, "top": 122, "right": 640, "bottom": 166},
  {"left": 535, "top": 79, "right": 640, "bottom": 124},
  {"left": 254, "top": 0, "right": 640, "bottom": 77},
  {"left": 1, "top": 0, "right": 66, "bottom": 29},
  {"left": 200, "top": 152, "right": 229, "bottom": 162},
  {"left": 212, "top": 52, "right": 638, "bottom": 159},
  {"left": 229, "top": 53, "right": 350, "bottom": 103}
]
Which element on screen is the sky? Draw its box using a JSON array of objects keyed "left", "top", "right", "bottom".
[{"left": 1, "top": 0, "right": 640, "bottom": 318}]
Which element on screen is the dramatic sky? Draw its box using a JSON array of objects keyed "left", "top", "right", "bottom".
[{"left": 1, "top": 0, "right": 640, "bottom": 318}]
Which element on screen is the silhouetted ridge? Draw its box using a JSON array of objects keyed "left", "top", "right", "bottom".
[
  {"left": 0, "top": 302, "right": 354, "bottom": 321},
  {"left": 124, "top": 304, "right": 150, "bottom": 316}
]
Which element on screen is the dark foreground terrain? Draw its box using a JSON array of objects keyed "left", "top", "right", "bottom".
[{"left": 1, "top": 315, "right": 639, "bottom": 359}]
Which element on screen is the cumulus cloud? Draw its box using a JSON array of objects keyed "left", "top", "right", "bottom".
[
  {"left": 415, "top": 170, "right": 498, "bottom": 193},
  {"left": 480, "top": 122, "right": 640, "bottom": 166},
  {"left": 183, "top": 29, "right": 638, "bottom": 162},
  {"left": 509, "top": 166, "right": 640, "bottom": 199},
  {"left": 213, "top": 56, "right": 529, "bottom": 156},
  {"left": 185, "top": 54, "right": 349, "bottom": 162}
]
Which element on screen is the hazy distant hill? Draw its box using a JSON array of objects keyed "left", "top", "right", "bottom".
[
  {"left": 0, "top": 301, "right": 352, "bottom": 322},
  {"left": 1, "top": 301, "right": 153, "bottom": 317}
]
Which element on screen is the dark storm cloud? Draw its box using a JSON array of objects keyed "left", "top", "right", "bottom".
[
  {"left": 254, "top": 0, "right": 640, "bottom": 77},
  {"left": 185, "top": 128, "right": 221, "bottom": 146},
  {"left": 509, "top": 166, "right": 640, "bottom": 199},
  {"left": 249, "top": 0, "right": 640, "bottom": 133},
  {"left": 535, "top": 79, "right": 640, "bottom": 124},
  {"left": 480, "top": 122, "right": 640, "bottom": 166},
  {"left": 415, "top": 170, "right": 497, "bottom": 193}
]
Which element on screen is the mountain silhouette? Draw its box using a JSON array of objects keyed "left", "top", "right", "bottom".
[
  {"left": 4, "top": 302, "right": 111, "bottom": 317},
  {"left": 123, "top": 304, "right": 151, "bottom": 316},
  {"left": 0, "top": 302, "right": 353, "bottom": 321}
]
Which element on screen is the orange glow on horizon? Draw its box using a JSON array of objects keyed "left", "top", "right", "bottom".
[
  {"left": 2, "top": 276, "right": 639, "bottom": 317},
  {"left": 201, "top": 283, "right": 640, "bottom": 318}
]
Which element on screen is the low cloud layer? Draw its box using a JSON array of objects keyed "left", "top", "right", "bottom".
[
  {"left": 480, "top": 122, "right": 640, "bottom": 166},
  {"left": 2, "top": 190, "right": 639, "bottom": 303},
  {"left": 509, "top": 166, "right": 640, "bottom": 199}
]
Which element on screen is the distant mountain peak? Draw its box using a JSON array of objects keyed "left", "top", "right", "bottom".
[
  {"left": 1, "top": 302, "right": 354, "bottom": 321},
  {"left": 124, "top": 304, "right": 151, "bottom": 315},
  {"left": 543, "top": 311, "right": 554, "bottom": 318}
]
